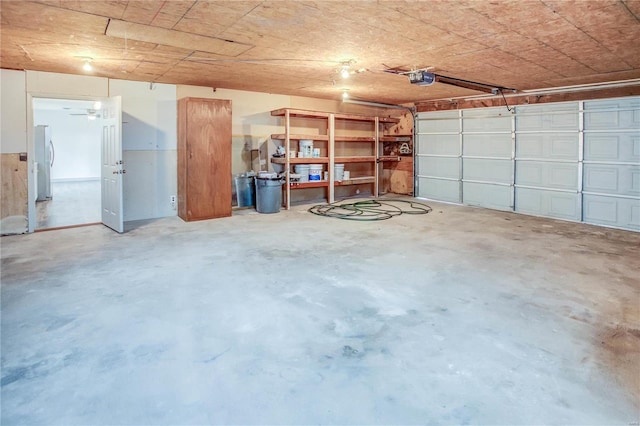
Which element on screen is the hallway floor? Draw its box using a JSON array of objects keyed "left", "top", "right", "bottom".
[
  {"left": 36, "top": 180, "right": 101, "bottom": 229},
  {"left": 2, "top": 199, "right": 639, "bottom": 425}
]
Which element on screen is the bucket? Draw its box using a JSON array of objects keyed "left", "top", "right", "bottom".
[
  {"left": 255, "top": 177, "right": 283, "bottom": 213},
  {"left": 334, "top": 163, "right": 345, "bottom": 182},
  {"left": 299, "top": 140, "right": 313, "bottom": 158},
  {"left": 309, "top": 164, "right": 323, "bottom": 181},
  {"left": 234, "top": 173, "right": 255, "bottom": 207},
  {"left": 294, "top": 164, "right": 310, "bottom": 182}
]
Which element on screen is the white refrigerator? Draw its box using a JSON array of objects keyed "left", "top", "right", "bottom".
[{"left": 35, "top": 125, "right": 54, "bottom": 201}]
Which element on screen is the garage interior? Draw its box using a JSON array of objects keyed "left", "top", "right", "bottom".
[{"left": 1, "top": 1, "right": 639, "bottom": 424}]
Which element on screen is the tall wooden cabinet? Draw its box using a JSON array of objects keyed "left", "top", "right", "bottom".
[{"left": 178, "top": 97, "right": 232, "bottom": 221}]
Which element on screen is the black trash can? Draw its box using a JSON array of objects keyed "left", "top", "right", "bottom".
[{"left": 255, "top": 177, "right": 283, "bottom": 213}]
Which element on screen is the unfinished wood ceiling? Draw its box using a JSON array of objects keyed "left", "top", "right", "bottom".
[{"left": 1, "top": 0, "right": 639, "bottom": 104}]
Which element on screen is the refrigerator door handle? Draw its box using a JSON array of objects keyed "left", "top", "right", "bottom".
[{"left": 49, "top": 140, "right": 55, "bottom": 168}]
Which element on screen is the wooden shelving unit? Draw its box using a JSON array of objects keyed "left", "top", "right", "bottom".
[
  {"left": 270, "top": 108, "right": 400, "bottom": 209},
  {"left": 378, "top": 132, "right": 414, "bottom": 196},
  {"left": 334, "top": 156, "right": 377, "bottom": 163},
  {"left": 379, "top": 135, "right": 412, "bottom": 143},
  {"left": 271, "top": 157, "right": 329, "bottom": 165}
]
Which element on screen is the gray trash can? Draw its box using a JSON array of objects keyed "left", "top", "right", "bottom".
[
  {"left": 235, "top": 173, "right": 255, "bottom": 207},
  {"left": 255, "top": 177, "right": 283, "bottom": 213}
]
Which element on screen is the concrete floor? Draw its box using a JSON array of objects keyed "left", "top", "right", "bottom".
[{"left": 2, "top": 198, "right": 639, "bottom": 425}]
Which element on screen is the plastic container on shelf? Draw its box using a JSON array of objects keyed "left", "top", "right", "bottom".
[
  {"left": 299, "top": 140, "right": 313, "bottom": 158},
  {"left": 294, "top": 164, "right": 310, "bottom": 182},
  {"left": 334, "top": 163, "right": 345, "bottom": 182},
  {"left": 309, "top": 164, "right": 323, "bottom": 181}
]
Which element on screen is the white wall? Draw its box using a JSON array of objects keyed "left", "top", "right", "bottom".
[
  {"left": 3, "top": 70, "right": 387, "bottom": 231},
  {"left": 0, "top": 70, "right": 28, "bottom": 234},
  {"left": 33, "top": 109, "right": 101, "bottom": 180},
  {"left": 26, "top": 71, "right": 109, "bottom": 99},
  {"left": 175, "top": 86, "right": 385, "bottom": 174},
  {"left": 0, "top": 69, "right": 27, "bottom": 154},
  {"left": 109, "top": 79, "right": 178, "bottom": 221}
]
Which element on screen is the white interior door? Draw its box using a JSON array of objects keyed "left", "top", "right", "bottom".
[{"left": 101, "top": 96, "right": 124, "bottom": 233}]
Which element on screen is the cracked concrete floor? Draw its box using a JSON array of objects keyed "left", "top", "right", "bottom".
[{"left": 2, "top": 199, "right": 639, "bottom": 425}]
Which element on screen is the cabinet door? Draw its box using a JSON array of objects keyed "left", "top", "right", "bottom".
[{"left": 185, "top": 99, "right": 232, "bottom": 220}]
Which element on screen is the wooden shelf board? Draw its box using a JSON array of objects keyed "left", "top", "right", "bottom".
[
  {"left": 289, "top": 181, "right": 329, "bottom": 189},
  {"left": 334, "top": 176, "right": 376, "bottom": 186},
  {"left": 271, "top": 108, "right": 329, "bottom": 119},
  {"left": 271, "top": 157, "right": 329, "bottom": 164},
  {"left": 334, "top": 156, "right": 376, "bottom": 163},
  {"left": 272, "top": 157, "right": 329, "bottom": 164},
  {"left": 335, "top": 113, "right": 400, "bottom": 123},
  {"left": 334, "top": 136, "right": 376, "bottom": 142},
  {"left": 271, "top": 134, "right": 329, "bottom": 141},
  {"left": 271, "top": 108, "right": 400, "bottom": 124},
  {"left": 380, "top": 135, "right": 412, "bottom": 142}
]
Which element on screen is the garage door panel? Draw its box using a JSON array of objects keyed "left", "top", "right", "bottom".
[
  {"left": 518, "top": 103, "right": 579, "bottom": 115},
  {"left": 584, "top": 98, "right": 640, "bottom": 130},
  {"left": 584, "top": 133, "right": 640, "bottom": 162},
  {"left": 516, "top": 161, "right": 578, "bottom": 190},
  {"left": 516, "top": 103, "right": 579, "bottom": 131},
  {"left": 463, "top": 182, "right": 511, "bottom": 210},
  {"left": 583, "top": 164, "right": 640, "bottom": 196},
  {"left": 417, "top": 134, "right": 460, "bottom": 156},
  {"left": 463, "top": 159, "right": 512, "bottom": 183},
  {"left": 417, "top": 118, "right": 460, "bottom": 133},
  {"left": 462, "top": 107, "right": 508, "bottom": 117},
  {"left": 418, "top": 177, "right": 460, "bottom": 203},
  {"left": 515, "top": 112, "right": 578, "bottom": 131},
  {"left": 515, "top": 188, "right": 580, "bottom": 221},
  {"left": 462, "top": 117, "right": 511, "bottom": 132},
  {"left": 463, "top": 133, "right": 512, "bottom": 157},
  {"left": 417, "top": 157, "right": 459, "bottom": 179},
  {"left": 417, "top": 111, "right": 459, "bottom": 120},
  {"left": 516, "top": 113, "right": 543, "bottom": 131},
  {"left": 516, "top": 133, "right": 578, "bottom": 160},
  {"left": 583, "top": 194, "right": 640, "bottom": 230}
]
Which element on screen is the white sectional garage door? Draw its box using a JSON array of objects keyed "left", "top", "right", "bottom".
[
  {"left": 515, "top": 103, "right": 581, "bottom": 221},
  {"left": 416, "top": 96, "right": 640, "bottom": 232},
  {"left": 583, "top": 98, "right": 640, "bottom": 230},
  {"left": 461, "top": 108, "right": 513, "bottom": 211},
  {"left": 415, "top": 110, "right": 461, "bottom": 203}
]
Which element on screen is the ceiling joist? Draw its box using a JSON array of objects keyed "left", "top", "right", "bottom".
[{"left": 105, "top": 19, "right": 254, "bottom": 57}]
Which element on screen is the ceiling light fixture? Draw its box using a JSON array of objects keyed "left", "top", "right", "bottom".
[
  {"left": 341, "top": 64, "right": 351, "bottom": 79},
  {"left": 81, "top": 57, "right": 93, "bottom": 72},
  {"left": 338, "top": 60, "right": 357, "bottom": 79},
  {"left": 342, "top": 89, "right": 349, "bottom": 100}
]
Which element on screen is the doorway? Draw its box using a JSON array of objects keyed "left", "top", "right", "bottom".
[{"left": 32, "top": 98, "right": 102, "bottom": 229}]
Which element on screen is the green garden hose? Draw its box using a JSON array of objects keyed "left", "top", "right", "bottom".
[{"left": 308, "top": 199, "right": 432, "bottom": 221}]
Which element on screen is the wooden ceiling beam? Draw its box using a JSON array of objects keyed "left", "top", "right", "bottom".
[{"left": 415, "top": 85, "right": 640, "bottom": 112}]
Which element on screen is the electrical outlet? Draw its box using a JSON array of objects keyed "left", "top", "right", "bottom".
[{"left": 169, "top": 195, "right": 176, "bottom": 210}]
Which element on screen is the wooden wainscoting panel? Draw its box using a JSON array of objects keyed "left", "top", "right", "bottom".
[{"left": 1, "top": 153, "right": 28, "bottom": 234}]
